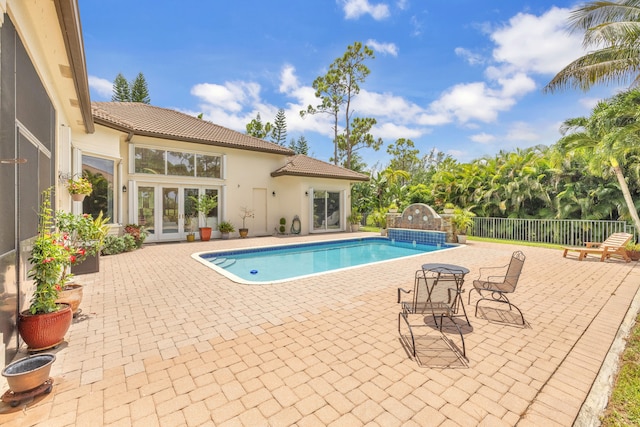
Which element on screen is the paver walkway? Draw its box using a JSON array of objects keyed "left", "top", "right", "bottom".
[{"left": 1, "top": 234, "right": 638, "bottom": 426}]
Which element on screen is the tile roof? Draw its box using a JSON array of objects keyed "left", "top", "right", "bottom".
[
  {"left": 91, "top": 102, "right": 294, "bottom": 155},
  {"left": 271, "top": 154, "right": 369, "bottom": 181}
]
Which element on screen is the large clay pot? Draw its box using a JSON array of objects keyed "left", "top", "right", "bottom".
[
  {"left": 18, "top": 304, "right": 73, "bottom": 351},
  {"left": 199, "top": 227, "right": 212, "bottom": 241},
  {"left": 239, "top": 228, "right": 249, "bottom": 238},
  {"left": 1, "top": 354, "right": 56, "bottom": 393},
  {"left": 55, "top": 284, "right": 83, "bottom": 316}
]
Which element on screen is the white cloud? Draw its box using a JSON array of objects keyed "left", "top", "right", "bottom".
[
  {"left": 429, "top": 82, "right": 517, "bottom": 124},
  {"left": 88, "top": 75, "right": 113, "bottom": 99},
  {"left": 470, "top": 133, "right": 496, "bottom": 144},
  {"left": 505, "top": 122, "right": 540, "bottom": 141},
  {"left": 190, "top": 81, "right": 261, "bottom": 113},
  {"left": 455, "top": 47, "right": 484, "bottom": 66},
  {"left": 491, "top": 7, "right": 584, "bottom": 75},
  {"left": 396, "top": 0, "right": 408, "bottom": 10},
  {"left": 410, "top": 15, "right": 423, "bottom": 36},
  {"left": 339, "top": 0, "right": 390, "bottom": 20},
  {"left": 373, "top": 121, "right": 426, "bottom": 141},
  {"left": 366, "top": 39, "right": 398, "bottom": 56}
]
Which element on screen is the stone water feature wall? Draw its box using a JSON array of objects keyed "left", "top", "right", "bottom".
[{"left": 386, "top": 203, "right": 456, "bottom": 243}]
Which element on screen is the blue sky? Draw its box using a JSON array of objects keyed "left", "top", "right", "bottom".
[{"left": 80, "top": 0, "right": 615, "bottom": 168}]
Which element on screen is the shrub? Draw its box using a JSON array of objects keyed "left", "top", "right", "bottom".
[
  {"left": 102, "top": 235, "right": 126, "bottom": 255},
  {"left": 123, "top": 224, "right": 147, "bottom": 248}
]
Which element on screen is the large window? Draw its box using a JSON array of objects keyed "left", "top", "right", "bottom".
[
  {"left": 135, "top": 146, "right": 221, "bottom": 178},
  {"left": 82, "top": 155, "right": 114, "bottom": 223}
]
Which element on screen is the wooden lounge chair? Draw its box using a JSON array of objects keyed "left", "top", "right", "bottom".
[{"left": 562, "top": 232, "right": 632, "bottom": 262}]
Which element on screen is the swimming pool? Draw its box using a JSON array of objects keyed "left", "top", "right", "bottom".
[{"left": 193, "top": 237, "right": 456, "bottom": 284}]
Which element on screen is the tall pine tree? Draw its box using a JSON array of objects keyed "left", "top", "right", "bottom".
[
  {"left": 112, "top": 73, "right": 131, "bottom": 102},
  {"left": 130, "top": 73, "right": 151, "bottom": 104},
  {"left": 271, "top": 109, "right": 287, "bottom": 146},
  {"left": 111, "top": 72, "right": 151, "bottom": 104}
]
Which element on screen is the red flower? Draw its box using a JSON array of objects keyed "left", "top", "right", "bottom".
[
  {"left": 55, "top": 284, "right": 62, "bottom": 291},
  {"left": 42, "top": 257, "right": 54, "bottom": 264},
  {"left": 78, "top": 248, "right": 86, "bottom": 256},
  {"left": 69, "top": 255, "right": 77, "bottom": 264}
]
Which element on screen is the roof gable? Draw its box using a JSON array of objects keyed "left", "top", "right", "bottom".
[
  {"left": 271, "top": 155, "right": 369, "bottom": 182},
  {"left": 92, "top": 102, "right": 294, "bottom": 155}
]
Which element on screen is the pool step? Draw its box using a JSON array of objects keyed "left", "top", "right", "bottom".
[
  {"left": 209, "top": 257, "right": 236, "bottom": 268},
  {"left": 217, "top": 259, "right": 236, "bottom": 268}
]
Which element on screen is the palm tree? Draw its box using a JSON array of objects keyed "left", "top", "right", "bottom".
[
  {"left": 557, "top": 88, "right": 640, "bottom": 234},
  {"left": 545, "top": 0, "right": 640, "bottom": 92}
]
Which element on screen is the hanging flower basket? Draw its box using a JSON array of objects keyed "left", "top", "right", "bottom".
[
  {"left": 67, "top": 176, "right": 92, "bottom": 197},
  {"left": 71, "top": 193, "right": 86, "bottom": 202}
]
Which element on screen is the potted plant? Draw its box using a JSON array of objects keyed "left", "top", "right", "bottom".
[
  {"left": 56, "top": 211, "right": 110, "bottom": 276},
  {"left": 185, "top": 216, "right": 196, "bottom": 242},
  {"left": 347, "top": 210, "right": 363, "bottom": 232},
  {"left": 218, "top": 221, "right": 235, "bottom": 239},
  {"left": 238, "top": 206, "right": 254, "bottom": 238},
  {"left": 278, "top": 217, "right": 287, "bottom": 235},
  {"left": 189, "top": 194, "right": 218, "bottom": 241},
  {"left": 443, "top": 203, "right": 455, "bottom": 214},
  {"left": 66, "top": 176, "right": 92, "bottom": 202},
  {"left": 18, "top": 189, "right": 74, "bottom": 351},
  {"left": 452, "top": 207, "right": 476, "bottom": 244},
  {"left": 625, "top": 241, "right": 640, "bottom": 261},
  {"left": 388, "top": 202, "right": 398, "bottom": 213}
]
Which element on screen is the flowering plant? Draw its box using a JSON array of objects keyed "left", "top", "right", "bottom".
[
  {"left": 56, "top": 211, "right": 110, "bottom": 259},
  {"left": 28, "top": 189, "right": 81, "bottom": 314},
  {"left": 67, "top": 176, "right": 92, "bottom": 195},
  {"left": 123, "top": 224, "right": 147, "bottom": 248}
]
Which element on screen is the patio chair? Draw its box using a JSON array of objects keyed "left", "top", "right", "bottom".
[
  {"left": 468, "top": 251, "right": 526, "bottom": 325},
  {"left": 398, "top": 270, "right": 466, "bottom": 359},
  {"left": 562, "top": 232, "right": 632, "bottom": 262}
]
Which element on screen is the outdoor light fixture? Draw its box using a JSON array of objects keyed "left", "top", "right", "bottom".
[
  {"left": 305, "top": 191, "right": 309, "bottom": 196},
  {"left": 272, "top": 191, "right": 276, "bottom": 197},
  {"left": 122, "top": 185, "right": 127, "bottom": 193}
]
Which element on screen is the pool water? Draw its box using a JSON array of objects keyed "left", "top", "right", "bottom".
[{"left": 193, "top": 237, "right": 454, "bottom": 284}]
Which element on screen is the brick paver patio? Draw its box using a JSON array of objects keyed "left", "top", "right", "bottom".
[{"left": 1, "top": 233, "right": 638, "bottom": 426}]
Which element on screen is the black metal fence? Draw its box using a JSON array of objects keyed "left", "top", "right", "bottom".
[{"left": 472, "top": 217, "right": 636, "bottom": 246}]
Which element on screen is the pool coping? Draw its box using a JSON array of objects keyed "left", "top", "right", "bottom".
[{"left": 191, "top": 235, "right": 460, "bottom": 285}]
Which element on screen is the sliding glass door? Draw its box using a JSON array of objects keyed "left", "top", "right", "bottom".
[{"left": 312, "top": 190, "right": 342, "bottom": 232}]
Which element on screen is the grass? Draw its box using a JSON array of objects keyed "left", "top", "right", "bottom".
[{"left": 601, "top": 314, "right": 640, "bottom": 426}]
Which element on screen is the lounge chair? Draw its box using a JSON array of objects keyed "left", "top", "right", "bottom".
[
  {"left": 562, "top": 232, "right": 632, "bottom": 262},
  {"left": 398, "top": 270, "right": 467, "bottom": 360},
  {"left": 468, "top": 251, "right": 526, "bottom": 325}
]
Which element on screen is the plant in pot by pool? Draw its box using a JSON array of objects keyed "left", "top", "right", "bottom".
[
  {"left": 19, "top": 189, "right": 74, "bottom": 351},
  {"left": 626, "top": 241, "right": 640, "bottom": 261},
  {"left": 347, "top": 210, "right": 362, "bottom": 232},
  {"left": 218, "top": 221, "right": 235, "bottom": 239},
  {"left": 66, "top": 176, "right": 92, "bottom": 202},
  {"left": 185, "top": 216, "right": 196, "bottom": 242},
  {"left": 238, "top": 206, "right": 254, "bottom": 238},
  {"left": 451, "top": 207, "right": 476, "bottom": 244},
  {"left": 279, "top": 217, "right": 286, "bottom": 234},
  {"left": 189, "top": 194, "right": 218, "bottom": 241}
]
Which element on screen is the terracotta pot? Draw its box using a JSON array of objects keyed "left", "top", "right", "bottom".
[
  {"left": 199, "top": 227, "right": 212, "bottom": 241},
  {"left": 55, "top": 284, "right": 83, "bottom": 316},
  {"left": 18, "top": 304, "right": 73, "bottom": 351},
  {"left": 239, "top": 228, "right": 249, "bottom": 238},
  {"left": 71, "top": 193, "right": 86, "bottom": 202},
  {"left": 2, "top": 354, "right": 56, "bottom": 393},
  {"left": 627, "top": 250, "right": 640, "bottom": 261}
]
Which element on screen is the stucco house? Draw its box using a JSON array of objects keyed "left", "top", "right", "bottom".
[{"left": 0, "top": 1, "right": 367, "bottom": 366}]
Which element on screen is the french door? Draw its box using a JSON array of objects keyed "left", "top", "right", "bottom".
[{"left": 136, "top": 184, "right": 219, "bottom": 241}]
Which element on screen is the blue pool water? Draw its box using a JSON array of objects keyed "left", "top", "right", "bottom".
[{"left": 193, "top": 237, "right": 454, "bottom": 284}]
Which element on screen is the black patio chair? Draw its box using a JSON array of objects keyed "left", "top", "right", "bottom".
[
  {"left": 468, "top": 250, "right": 526, "bottom": 325},
  {"left": 398, "top": 269, "right": 466, "bottom": 360}
]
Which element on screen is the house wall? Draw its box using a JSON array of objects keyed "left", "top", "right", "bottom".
[
  {"left": 0, "top": 0, "right": 88, "bottom": 375},
  {"left": 73, "top": 125, "right": 355, "bottom": 239}
]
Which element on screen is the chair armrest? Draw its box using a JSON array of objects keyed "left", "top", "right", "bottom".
[
  {"left": 585, "top": 242, "right": 602, "bottom": 248},
  {"left": 397, "top": 288, "right": 411, "bottom": 303}
]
